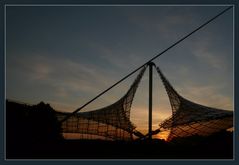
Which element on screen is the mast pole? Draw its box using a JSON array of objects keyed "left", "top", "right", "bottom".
[{"left": 148, "top": 62, "right": 154, "bottom": 140}]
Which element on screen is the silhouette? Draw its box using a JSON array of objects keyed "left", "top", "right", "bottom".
[
  {"left": 6, "top": 100, "right": 63, "bottom": 158},
  {"left": 6, "top": 100, "right": 233, "bottom": 159},
  {"left": 6, "top": 70, "right": 233, "bottom": 159},
  {"left": 6, "top": 63, "right": 233, "bottom": 159},
  {"left": 156, "top": 66, "right": 233, "bottom": 141},
  {"left": 57, "top": 64, "right": 233, "bottom": 142}
]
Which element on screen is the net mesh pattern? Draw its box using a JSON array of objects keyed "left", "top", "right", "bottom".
[
  {"left": 56, "top": 66, "right": 147, "bottom": 140},
  {"left": 156, "top": 67, "right": 233, "bottom": 141}
]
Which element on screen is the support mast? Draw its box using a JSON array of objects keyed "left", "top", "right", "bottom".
[{"left": 148, "top": 62, "right": 154, "bottom": 140}]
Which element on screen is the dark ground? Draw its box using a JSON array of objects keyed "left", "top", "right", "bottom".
[
  {"left": 6, "top": 132, "right": 233, "bottom": 159},
  {"left": 6, "top": 100, "right": 233, "bottom": 159}
]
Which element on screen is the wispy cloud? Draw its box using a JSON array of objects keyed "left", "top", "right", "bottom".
[
  {"left": 7, "top": 52, "right": 145, "bottom": 111},
  {"left": 191, "top": 37, "right": 228, "bottom": 70},
  {"left": 125, "top": 7, "right": 196, "bottom": 40},
  {"left": 179, "top": 84, "right": 233, "bottom": 110},
  {"left": 88, "top": 42, "right": 146, "bottom": 71}
]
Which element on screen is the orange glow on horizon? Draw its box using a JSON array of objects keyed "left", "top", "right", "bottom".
[
  {"left": 153, "top": 131, "right": 170, "bottom": 141},
  {"left": 63, "top": 130, "right": 170, "bottom": 141}
]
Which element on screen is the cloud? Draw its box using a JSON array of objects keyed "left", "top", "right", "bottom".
[
  {"left": 31, "top": 63, "right": 52, "bottom": 80},
  {"left": 7, "top": 52, "right": 147, "bottom": 111},
  {"left": 157, "top": 64, "right": 233, "bottom": 111},
  {"left": 178, "top": 84, "right": 233, "bottom": 110},
  {"left": 191, "top": 40, "right": 227, "bottom": 70},
  {"left": 88, "top": 42, "right": 146, "bottom": 71},
  {"left": 125, "top": 7, "right": 196, "bottom": 40}
]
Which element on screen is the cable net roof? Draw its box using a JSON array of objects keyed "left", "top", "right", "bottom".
[
  {"left": 56, "top": 64, "right": 232, "bottom": 141},
  {"left": 156, "top": 66, "right": 233, "bottom": 141},
  {"left": 56, "top": 66, "right": 147, "bottom": 140}
]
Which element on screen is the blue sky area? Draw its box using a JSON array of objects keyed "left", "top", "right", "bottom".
[{"left": 6, "top": 5, "right": 233, "bottom": 132}]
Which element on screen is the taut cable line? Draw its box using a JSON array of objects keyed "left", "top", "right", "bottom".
[{"left": 60, "top": 6, "right": 232, "bottom": 123}]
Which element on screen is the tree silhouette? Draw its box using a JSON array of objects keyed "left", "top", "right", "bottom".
[{"left": 6, "top": 100, "right": 63, "bottom": 158}]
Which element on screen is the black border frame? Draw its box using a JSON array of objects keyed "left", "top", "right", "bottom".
[{"left": 1, "top": 0, "right": 238, "bottom": 164}]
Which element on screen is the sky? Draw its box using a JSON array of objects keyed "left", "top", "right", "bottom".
[{"left": 6, "top": 5, "right": 233, "bottom": 134}]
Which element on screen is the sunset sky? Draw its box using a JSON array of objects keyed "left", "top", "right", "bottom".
[{"left": 6, "top": 5, "right": 233, "bottom": 134}]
